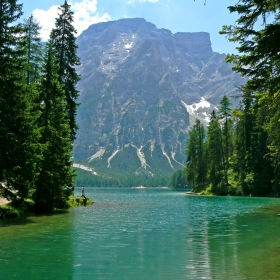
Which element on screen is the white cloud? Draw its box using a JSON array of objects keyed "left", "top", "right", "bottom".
[
  {"left": 33, "top": 5, "right": 59, "bottom": 41},
  {"left": 70, "top": 0, "right": 110, "bottom": 36},
  {"left": 33, "top": 0, "right": 111, "bottom": 41}
]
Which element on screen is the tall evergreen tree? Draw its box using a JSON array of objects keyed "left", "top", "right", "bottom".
[
  {"left": 50, "top": 0, "right": 80, "bottom": 141},
  {"left": 171, "top": 169, "right": 187, "bottom": 188},
  {"left": 22, "top": 14, "right": 43, "bottom": 85},
  {"left": 34, "top": 43, "right": 75, "bottom": 213},
  {"left": 205, "top": 110, "right": 224, "bottom": 192},
  {"left": 0, "top": 0, "right": 42, "bottom": 203},
  {"left": 34, "top": 44, "right": 74, "bottom": 212},
  {"left": 220, "top": 0, "right": 280, "bottom": 95},
  {"left": 247, "top": 104, "right": 273, "bottom": 196},
  {"left": 218, "top": 95, "right": 232, "bottom": 185},
  {"left": 223, "top": 93, "right": 256, "bottom": 195},
  {"left": 220, "top": 0, "right": 280, "bottom": 194},
  {"left": 185, "top": 119, "right": 206, "bottom": 192}
]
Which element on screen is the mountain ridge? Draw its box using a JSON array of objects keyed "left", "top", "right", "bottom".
[{"left": 73, "top": 18, "right": 245, "bottom": 186}]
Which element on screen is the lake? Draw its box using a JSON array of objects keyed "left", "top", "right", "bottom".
[{"left": 1, "top": 187, "right": 280, "bottom": 279}]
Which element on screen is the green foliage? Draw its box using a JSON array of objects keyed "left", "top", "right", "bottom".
[
  {"left": 184, "top": 94, "right": 278, "bottom": 197},
  {"left": 0, "top": 1, "right": 82, "bottom": 217},
  {"left": 0, "top": 0, "right": 42, "bottom": 202},
  {"left": 68, "top": 196, "right": 93, "bottom": 207},
  {"left": 0, "top": 204, "right": 20, "bottom": 219},
  {"left": 75, "top": 168, "right": 171, "bottom": 188},
  {"left": 170, "top": 169, "right": 187, "bottom": 188},
  {"left": 0, "top": 197, "right": 36, "bottom": 219},
  {"left": 200, "top": 186, "right": 213, "bottom": 196},
  {"left": 50, "top": 0, "right": 80, "bottom": 141},
  {"left": 205, "top": 111, "right": 223, "bottom": 190},
  {"left": 218, "top": 0, "right": 280, "bottom": 196},
  {"left": 22, "top": 14, "right": 44, "bottom": 84},
  {"left": 184, "top": 0, "right": 280, "bottom": 197},
  {"left": 220, "top": 0, "right": 280, "bottom": 94},
  {"left": 185, "top": 119, "right": 207, "bottom": 192},
  {"left": 218, "top": 95, "right": 233, "bottom": 185},
  {"left": 34, "top": 43, "right": 75, "bottom": 213}
]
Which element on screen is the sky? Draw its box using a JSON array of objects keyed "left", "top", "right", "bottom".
[{"left": 20, "top": 0, "right": 240, "bottom": 54}]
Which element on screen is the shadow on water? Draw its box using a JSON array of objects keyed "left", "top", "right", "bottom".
[
  {"left": 0, "top": 209, "right": 69, "bottom": 227},
  {"left": 0, "top": 209, "right": 75, "bottom": 280}
]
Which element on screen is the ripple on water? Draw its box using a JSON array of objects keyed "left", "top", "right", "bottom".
[{"left": 1, "top": 188, "right": 280, "bottom": 280}]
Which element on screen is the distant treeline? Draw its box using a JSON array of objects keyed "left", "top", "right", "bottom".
[{"left": 75, "top": 169, "right": 171, "bottom": 188}]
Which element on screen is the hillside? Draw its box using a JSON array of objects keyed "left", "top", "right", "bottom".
[{"left": 73, "top": 18, "right": 245, "bottom": 186}]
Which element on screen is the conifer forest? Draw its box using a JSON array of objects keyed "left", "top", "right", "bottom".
[
  {"left": 0, "top": 0, "right": 80, "bottom": 213},
  {"left": 181, "top": 1, "right": 280, "bottom": 197}
]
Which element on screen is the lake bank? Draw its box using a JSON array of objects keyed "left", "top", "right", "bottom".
[{"left": 0, "top": 195, "right": 93, "bottom": 220}]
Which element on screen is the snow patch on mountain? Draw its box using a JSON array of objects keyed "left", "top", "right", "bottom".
[
  {"left": 181, "top": 97, "right": 216, "bottom": 127},
  {"left": 73, "top": 164, "right": 98, "bottom": 175},
  {"left": 185, "top": 97, "right": 210, "bottom": 113},
  {"left": 132, "top": 144, "right": 150, "bottom": 169},
  {"left": 124, "top": 42, "right": 133, "bottom": 49},
  {"left": 107, "top": 150, "right": 120, "bottom": 168},
  {"left": 171, "top": 152, "right": 185, "bottom": 167},
  {"left": 88, "top": 148, "right": 105, "bottom": 162},
  {"left": 150, "top": 140, "right": 155, "bottom": 157},
  {"left": 161, "top": 145, "right": 173, "bottom": 168}
]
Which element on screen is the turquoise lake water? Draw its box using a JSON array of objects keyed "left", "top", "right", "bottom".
[{"left": 1, "top": 188, "right": 280, "bottom": 279}]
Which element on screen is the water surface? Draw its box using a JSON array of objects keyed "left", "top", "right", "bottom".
[{"left": 1, "top": 188, "right": 280, "bottom": 279}]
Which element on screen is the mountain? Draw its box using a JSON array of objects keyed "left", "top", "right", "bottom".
[{"left": 73, "top": 18, "right": 245, "bottom": 186}]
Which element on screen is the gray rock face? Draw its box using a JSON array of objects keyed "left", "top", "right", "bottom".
[{"left": 74, "top": 18, "right": 245, "bottom": 184}]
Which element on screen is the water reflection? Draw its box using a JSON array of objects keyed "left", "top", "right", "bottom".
[
  {"left": 0, "top": 211, "right": 75, "bottom": 280},
  {"left": 184, "top": 197, "right": 280, "bottom": 279},
  {"left": 1, "top": 189, "right": 280, "bottom": 279}
]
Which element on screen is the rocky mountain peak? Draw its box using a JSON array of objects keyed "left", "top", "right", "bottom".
[
  {"left": 74, "top": 18, "right": 245, "bottom": 186},
  {"left": 174, "top": 32, "right": 212, "bottom": 57}
]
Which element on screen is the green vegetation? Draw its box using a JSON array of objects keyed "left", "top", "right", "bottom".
[
  {"left": 0, "top": 0, "right": 80, "bottom": 216},
  {"left": 75, "top": 168, "right": 171, "bottom": 188},
  {"left": 50, "top": 1, "right": 80, "bottom": 141},
  {"left": 74, "top": 141, "right": 177, "bottom": 187},
  {"left": 0, "top": 198, "right": 35, "bottom": 219},
  {"left": 185, "top": 94, "right": 278, "bottom": 196},
  {"left": 170, "top": 169, "right": 187, "bottom": 188},
  {"left": 0, "top": 194, "right": 92, "bottom": 220},
  {"left": 183, "top": 0, "right": 280, "bottom": 197},
  {"left": 68, "top": 196, "right": 93, "bottom": 207}
]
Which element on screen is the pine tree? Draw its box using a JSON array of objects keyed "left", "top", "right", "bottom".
[
  {"left": 0, "top": 0, "right": 42, "bottom": 203},
  {"left": 220, "top": 0, "right": 280, "bottom": 192},
  {"left": 22, "top": 14, "right": 43, "bottom": 85},
  {"left": 185, "top": 119, "right": 206, "bottom": 191},
  {"left": 218, "top": 95, "right": 232, "bottom": 185},
  {"left": 171, "top": 169, "right": 187, "bottom": 188},
  {"left": 205, "top": 110, "right": 223, "bottom": 192},
  {"left": 220, "top": 0, "right": 280, "bottom": 94},
  {"left": 34, "top": 43, "right": 75, "bottom": 213},
  {"left": 50, "top": 0, "right": 80, "bottom": 141}
]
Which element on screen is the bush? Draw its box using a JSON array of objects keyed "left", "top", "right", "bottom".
[
  {"left": 0, "top": 204, "right": 20, "bottom": 219},
  {"left": 68, "top": 196, "right": 93, "bottom": 207},
  {"left": 200, "top": 185, "right": 214, "bottom": 196}
]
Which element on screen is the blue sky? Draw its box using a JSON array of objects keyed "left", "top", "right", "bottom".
[{"left": 20, "top": 0, "right": 240, "bottom": 54}]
